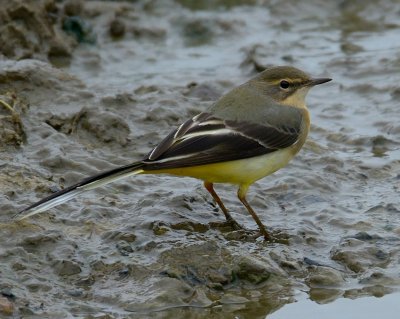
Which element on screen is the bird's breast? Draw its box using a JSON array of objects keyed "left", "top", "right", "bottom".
[{"left": 148, "top": 147, "right": 297, "bottom": 185}]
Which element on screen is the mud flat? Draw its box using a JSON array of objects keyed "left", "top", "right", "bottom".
[{"left": 1, "top": 0, "right": 400, "bottom": 318}]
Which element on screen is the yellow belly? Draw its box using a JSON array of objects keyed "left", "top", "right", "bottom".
[{"left": 144, "top": 148, "right": 295, "bottom": 185}]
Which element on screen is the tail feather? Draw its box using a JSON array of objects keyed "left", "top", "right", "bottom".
[{"left": 14, "top": 161, "right": 145, "bottom": 220}]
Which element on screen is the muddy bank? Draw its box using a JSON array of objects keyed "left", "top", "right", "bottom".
[{"left": 1, "top": 0, "right": 400, "bottom": 318}]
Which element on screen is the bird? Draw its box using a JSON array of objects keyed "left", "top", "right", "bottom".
[{"left": 14, "top": 66, "right": 331, "bottom": 240}]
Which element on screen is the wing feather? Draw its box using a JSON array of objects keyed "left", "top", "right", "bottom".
[{"left": 143, "top": 111, "right": 302, "bottom": 170}]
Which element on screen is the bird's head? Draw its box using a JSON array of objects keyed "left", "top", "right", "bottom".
[{"left": 252, "top": 66, "right": 331, "bottom": 108}]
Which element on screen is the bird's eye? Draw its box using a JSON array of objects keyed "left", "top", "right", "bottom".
[{"left": 280, "top": 80, "right": 290, "bottom": 89}]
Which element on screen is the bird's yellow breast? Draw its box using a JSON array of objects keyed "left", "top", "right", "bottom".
[{"left": 144, "top": 147, "right": 296, "bottom": 185}]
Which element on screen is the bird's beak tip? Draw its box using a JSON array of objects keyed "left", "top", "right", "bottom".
[{"left": 310, "top": 78, "right": 332, "bottom": 86}]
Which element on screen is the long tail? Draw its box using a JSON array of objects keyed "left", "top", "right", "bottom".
[{"left": 14, "top": 161, "right": 145, "bottom": 221}]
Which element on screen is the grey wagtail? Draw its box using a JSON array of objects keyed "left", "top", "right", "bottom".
[{"left": 15, "top": 66, "right": 331, "bottom": 240}]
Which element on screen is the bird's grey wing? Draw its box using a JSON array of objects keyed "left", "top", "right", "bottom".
[{"left": 143, "top": 111, "right": 302, "bottom": 170}]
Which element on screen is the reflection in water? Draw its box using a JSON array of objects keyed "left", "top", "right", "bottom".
[{"left": 269, "top": 292, "right": 400, "bottom": 319}]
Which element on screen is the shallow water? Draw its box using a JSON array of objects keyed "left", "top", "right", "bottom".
[
  {"left": 270, "top": 291, "right": 400, "bottom": 319},
  {"left": 1, "top": 0, "right": 400, "bottom": 318}
]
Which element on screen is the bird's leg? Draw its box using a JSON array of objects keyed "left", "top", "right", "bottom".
[
  {"left": 237, "top": 185, "right": 271, "bottom": 241},
  {"left": 204, "top": 181, "right": 242, "bottom": 229}
]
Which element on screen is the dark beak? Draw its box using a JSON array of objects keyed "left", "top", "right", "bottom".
[{"left": 308, "top": 78, "right": 332, "bottom": 86}]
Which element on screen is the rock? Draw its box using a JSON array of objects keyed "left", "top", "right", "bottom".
[
  {"left": 0, "top": 0, "right": 76, "bottom": 61},
  {"left": 62, "top": 16, "right": 96, "bottom": 44},
  {"left": 101, "top": 230, "right": 137, "bottom": 243},
  {"left": 124, "top": 278, "right": 211, "bottom": 312},
  {"left": 240, "top": 44, "right": 270, "bottom": 73},
  {"left": 63, "top": 0, "right": 83, "bottom": 17},
  {"left": 344, "top": 285, "right": 394, "bottom": 299},
  {"left": 21, "top": 231, "right": 62, "bottom": 247},
  {"left": 184, "top": 82, "right": 221, "bottom": 101},
  {"left": 331, "top": 240, "right": 391, "bottom": 273},
  {"left": 220, "top": 294, "right": 249, "bottom": 304},
  {"left": 349, "top": 232, "right": 381, "bottom": 241},
  {"left": 53, "top": 260, "right": 82, "bottom": 276},
  {"left": 109, "top": 18, "right": 126, "bottom": 38},
  {"left": 181, "top": 19, "right": 214, "bottom": 46},
  {"left": 170, "top": 220, "right": 209, "bottom": 233},
  {"left": 0, "top": 296, "right": 14, "bottom": 316},
  {"left": 306, "top": 266, "right": 345, "bottom": 287},
  {"left": 116, "top": 240, "right": 133, "bottom": 256},
  {"left": 152, "top": 221, "right": 171, "bottom": 236},
  {"left": 45, "top": 107, "right": 131, "bottom": 147},
  {"left": 233, "top": 256, "right": 281, "bottom": 285},
  {"left": 0, "top": 92, "right": 27, "bottom": 147},
  {"left": 309, "top": 288, "right": 343, "bottom": 304}
]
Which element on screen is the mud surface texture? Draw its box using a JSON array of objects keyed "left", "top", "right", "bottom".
[{"left": 1, "top": 0, "right": 400, "bottom": 318}]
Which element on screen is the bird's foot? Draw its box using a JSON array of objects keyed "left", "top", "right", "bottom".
[
  {"left": 221, "top": 228, "right": 290, "bottom": 243},
  {"left": 223, "top": 229, "right": 263, "bottom": 241},
  {"left": 262, "top": 229, "right": 290, "bottom": 244},
  {"left": 209, "top": 218, "right": 243, "bottom": 232}
]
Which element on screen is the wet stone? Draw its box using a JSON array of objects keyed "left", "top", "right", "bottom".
[
  {"left": 65, "top": 289, "right": 84, "bottom": 297},
  {"left": 26, "top": 280, "right": 53, "bottom": 293},
  {"left": 343, "top": 285, "right": 394, "bottom": 299},
  {"left": 116, "top": 240, "right": 133, "bottom": 256},
  {"left": 304, "top": 257, "right": 325, "bottom": 267},
  {"left": 176, "top": 0, "right": 258, "bottom": 10},
  {"left": 53, "top": 260, "right": 82, "bottom": 276},
  {"left": 62, "top": 16, "right": 97, "bottom": 44},
  {"left": 1, "top": 289, "right": 15, "bottom": 301},
  {"left": 64, "top": 0, "right": 83, "bottom": 16},
  {"left": 340, "top": 42, "right": 364, "bottom": 54},
  {"left": 358, "top": 271, "right": 400, "bottom": 286},
  {"left": 85, "top": 314, "right": 116, "bottom": 319},
  {"left": 220, "top": 294, "right": 249, "bottom": 305},
  {"left": 131, "top": 25, "right": 166, "bottom": 39},
  {"left": 0, "top": 0, "right": 75, "bottom": 61},
  {"left": 160, "top": 242, "right": 235, "bottom": 287},
  {"left": 170, "top": 221, "right": 209, "bottom": 233},
  {"left": 152, "top": 221, "right": 171, "bottom": 235},
  {"left": 349, "top": 232, "right": 381, "bottom": 241},
  {"left": 233, "top": 256, "right": 279, "bottom": 285},
  {"left": 206, "top": 269, "right": 231, "bottom": 285},
  {"left": 222, "top": 229, "right": 259, "bottom": 242},
  {"left": 109, "top": 18, "right": 126, "bottom": 38},
  {"left": 11, "top": 262, "right": 27, "bottom": 271},
  {"left": 0, "top": 92, "right": 27, "bottom": 146},
  {"left": 133, "top": 85, "right": 160, "bottom": 95},
  {"left": 123, "top": 278, "right": 200, "bottom": 312},
  {"left": 309, "top": 288, "right": 343, "bottom": 304},
  {"left": 0, "top": 296, "right": 14, "bottom": 316},
  {"left": 101, "top": 230, "right": 137, "bottom": 243},
  {"left": 181, "top": 19, "right": 214, "bottom": 46},
  {"left": 279, "top": 260, "right": 301, "bottom": 273},
  {"left": 331, "top": 243, "right": 391, "bottom": 273},
  {"left": 89, "top": 260, "right": 106, "bottom": 272},
  {"left": 306, "top": 266, "right": 345, "bottom": 287},
  {"left": 240, "top": 44, "right": 270, "bottom": 73},
  {"left": 20, "top": 232, "right": 63, "bottom": 247},
  {"left": 118, "top": 268, "right": 131, "bottom": 279},
  {"left": 45, "top": 108, "right": 131, "bottom": 146},
  {"left": 184, "top": 82, "right": 221, "bottom": 101},
  {"left": 76, "top": 275, "right": 96, "bottom": 288}
]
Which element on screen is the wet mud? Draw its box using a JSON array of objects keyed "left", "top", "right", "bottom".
[{"left": 1, "top": 0, "right": 400, "bottom": 318}]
